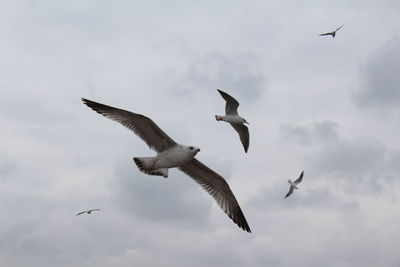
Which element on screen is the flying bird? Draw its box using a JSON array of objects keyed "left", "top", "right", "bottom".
[
  {"left": 215, "top": 89, "right": 250, "bottom": 153},
  {"left": 284, "top": 171, "right": 304, "bottom": 199},
  {"left": 81, "top": 98, "right": 251, "bottom": 232},
  {"left": 319, "top": 24, "right": 345, "bottom": 38},
  {"left": 76, "top": 209, "right": 101, "bottom": 216}
]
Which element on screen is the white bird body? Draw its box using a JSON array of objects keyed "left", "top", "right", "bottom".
[
  {"left": 215, "top": 115, "right": 247, "bottom": 124},
  {"left": 288, "top": 179, "right": 299, "bottom": 189},
  {"left": 153, "top": 145, "right": 200, "bottom": 168},
  {"left": 133, "top": 145, "right": 200, "bottom": 178}
]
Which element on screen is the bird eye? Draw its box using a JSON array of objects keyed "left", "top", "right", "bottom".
[{"left": 190, "top": 147, "right": 193, "bottom": 150}]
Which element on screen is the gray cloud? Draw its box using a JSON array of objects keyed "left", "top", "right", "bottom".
[
  {"left": 111, "top": 160, "right": 212, "bottom": 229},
  {"left": 353, "top": 36, "right": 400, "bottom": 112},
  {"left": 279, "top": 120, "right": 339, "bottom": 145},
  {"left": 280, "top": 121, "right": 400, "bottom": 194},
  {"left": 310, "top": 137, "right": 386, "bottom": 186},
  {"left": 170, "top": 52, "right": 267, "bottom": 103},
  {"left": 0, "top": 153, "right": 16, "bottom": 177},
  {"left": 250, "top": 182, "right": 358, "bottom": 212}
]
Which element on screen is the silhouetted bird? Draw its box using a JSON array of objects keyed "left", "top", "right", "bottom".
[
  {"left": 319, "top": 24, "right": 345, "bottom": 38},
  {"left": 76, "top": 209, "right": 101, "bottom": 216}
]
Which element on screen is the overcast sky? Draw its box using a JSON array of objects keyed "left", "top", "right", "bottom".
[{"left": 1, "top": 0, "right": 400, "bottom": 266}]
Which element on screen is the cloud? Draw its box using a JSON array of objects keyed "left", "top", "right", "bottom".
[
  {"left": 353, "top": 36, "right": 400, "bottom": 112},
  {"left": 170, "top": 52, "right": 267, "bottom": 103},
  {"left": 111, "top": 160, "right": 213, "bottom": 230},
  {"left": 0, "top": 153, "right": 16, "bottom": 177},
  {"left": 279, "top": 120, "right": 339, "bottom": 145},
  {"left": 310, "top": 137, "right": 386, "bottom": 184},
  {"left": 250, "top": 183, "right": 358, "bottom": 212},
  {"left": 279, "top": 121, "right": 400, "bottom": 194}
]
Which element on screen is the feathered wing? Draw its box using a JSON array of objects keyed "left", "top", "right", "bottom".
[
  {"left": 89, "top": 209, "right": 101, "bottom": 212},
  {"left": 284, "top": 186, "right": 294, "bottom": 199},
  {"left": 82, "top": 98, "right": 177, "bottom": 152},
  {"left": 335, "top": 24, "right": 345, "bottom": 32},
  {"left": 319, "top": 32, "right": 333, "bottom": 36},
  {"left": 294, "top": 171, "right": 304, "bottom": 185},
  {"left": 76, "top": 211, "right": 86, "bottom": 216},
  {"left": 217, "top": 89, "right": 240, "bottom": 115},
  {"left": 179, "top": 159, "right": 251, "bottom": 233},
  {"left": 230, "top": 123, "right": 249, "bottom": 153}
]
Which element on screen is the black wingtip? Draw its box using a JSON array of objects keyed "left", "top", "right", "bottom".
[
  {"left": 81, "top": 97, "right": 92, "bottom": 107},
  {"left": 239, "top": 220, "right": 252, "bottom": 233},
  {"left": 246, "top": 224, "right": 252, "bottom": 233},
  {"left": 241, "top": 215, "right": 252, "bottom": 233},
  {"left": 81, "top": 98, "right": 109, "bottom": 115},
  {"left": 234, "top": 206, "right": 252, "bottom": 233},
  {"left": 217, "top": 89, "right": 228, "bottom": 97},
  {"left": 81, "top": 97, "right": 101, "bottom": 106}
]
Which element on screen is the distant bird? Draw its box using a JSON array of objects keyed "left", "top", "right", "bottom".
[
  {"left": 319, "top": 24, "right": 345, "bottom": 38},
  {"left": 76, "top": 209, "right": 101, "bottom": 216},
  {"left": 81, "top": 98, "right": 251, "bottom": 233},
  {"left": 215, "top": 89, "right": 250, "bottom": 153},
  {"left": 284, "top": 171, "right": 304, "bottom": 199}
]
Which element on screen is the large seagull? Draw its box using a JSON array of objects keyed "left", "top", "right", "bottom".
[
  {"left": 215, "top": 89, "right": 250, "bottom": 153},
  {"left": 82, "top": 98, "right": 251, "bottom": 232}
]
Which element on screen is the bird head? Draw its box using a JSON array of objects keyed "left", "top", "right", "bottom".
[{"left": 187, "top": 146, "right": 201, "bottom": 155}]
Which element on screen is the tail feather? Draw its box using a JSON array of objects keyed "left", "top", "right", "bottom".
[{"left": 133, "top": 157, "right": 168, "bottom": 178}]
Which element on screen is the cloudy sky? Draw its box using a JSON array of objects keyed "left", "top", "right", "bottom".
[{"left": 1, "top": 0, "right": 400, "bottom": 266}]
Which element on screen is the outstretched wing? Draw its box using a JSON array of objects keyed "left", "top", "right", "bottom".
[
  {"left": 179, "top": 159, "right": 251, "bottom": 233},
  {"left": 217, "top": 89, "right": 240, "bottom": 115},
  {"left": 89, "top": 209, "right": 101, "bottom": 212},
  {"left": 294, "top": 171, "right": 304, "bottom": 185},
  {"left": 284, "top": 186, "right": 294, "bottom": 199},
  {"left": 230, "top": 123, "right": 249, "bottom": 153},
  {"left": 335, "top": 24, "right": 345, "bottom": 32},
  {"left": 82, "top": 98, "right": 177, "bottom": 152},
  {"left": 76, "top": 211, "right": 86, "bottom": 216},
  {"left": 319, "top": 32, "right": 333, "bottom": 36}
]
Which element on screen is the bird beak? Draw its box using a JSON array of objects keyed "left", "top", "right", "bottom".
[{"left": 244, "top": 121, "right": 250, "bottom": 124}]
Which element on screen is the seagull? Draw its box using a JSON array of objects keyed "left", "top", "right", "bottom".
[
  {"left": 76, "top": 209, "right": 101, "bottom": 216},
  {"left": 284, "top": 171, "right": 304, "bottom": 199},
  {"left": 319, "top": 24, "right": 345, "bottom": 38},
  {"left": 215, "top": 89, "right": 250, "bottom": 153},
  {"left": 82, "top": 98, "right": 251, "bottom": 232}
]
